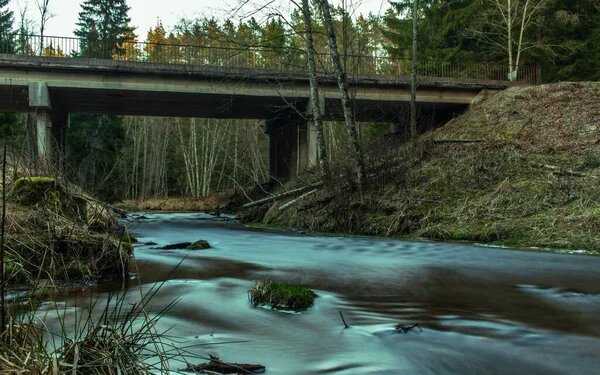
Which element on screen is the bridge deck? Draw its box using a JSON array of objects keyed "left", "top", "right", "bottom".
[{"left": 0, "top": 55, "right": 512, "bottom": 121}]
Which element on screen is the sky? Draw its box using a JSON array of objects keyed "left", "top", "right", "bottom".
[{"left": 10, "top": 0, "right": 390, "bottom": 39}]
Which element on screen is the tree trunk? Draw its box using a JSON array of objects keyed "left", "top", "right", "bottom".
[
  {"left": 319, "top": 0, "right": 366, "bottom": 186},
  {"left": 301, "top": 0, "right": 330, "bottom": 179},
  {"left": 410, "top": 0, "right": 418, "bottom": 144}
]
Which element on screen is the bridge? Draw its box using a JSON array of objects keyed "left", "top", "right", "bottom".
[{"left": 0, "top": 35, "right": 538, "bottom": 178}]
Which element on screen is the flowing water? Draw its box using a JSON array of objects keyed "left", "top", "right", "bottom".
[{"left": 43, "top": 213, "right": 600, "bottom": 374}]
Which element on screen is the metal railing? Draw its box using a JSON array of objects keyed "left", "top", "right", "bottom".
[{"left": 0, "top": 34, "right": 539, "bottom": 84}]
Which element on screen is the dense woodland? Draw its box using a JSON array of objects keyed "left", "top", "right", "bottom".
[{"left": 0, "top": 0, "right": 598, "bottom": 201}]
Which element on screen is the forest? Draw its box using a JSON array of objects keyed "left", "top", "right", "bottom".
[{"left": 0, "top": 0, "right": 598, "bottom": 202}]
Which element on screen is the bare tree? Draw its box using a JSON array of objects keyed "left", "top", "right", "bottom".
[
  {"left": 35, "top": 0, "right": 53, "bottom": 54},
  {"left": 477, "top": 0, "right": 549, "bottom": 80},
  {"left": 318, "top": 0, "right": 366, "bottom": 186},
  {"left": 301, "top": 0, "right": 330, "bottom": 179}
]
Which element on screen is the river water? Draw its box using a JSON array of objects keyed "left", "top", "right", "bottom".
[{"left": 42, "top": 213, "right": 600, "bottom": 374}]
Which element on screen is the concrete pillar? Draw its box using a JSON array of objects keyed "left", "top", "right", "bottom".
[
  {"left": 265, "top": 111, "right": 316, "bottom": 180},
  {"left": 32, "top": 109, "right": 53, "bottom": 160},
  {"left": 28, "top": 82, "right": 68, "bottom": 169}
]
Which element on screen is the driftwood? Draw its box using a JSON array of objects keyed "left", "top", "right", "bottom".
[
  {"left": 183, "top": 360, "right": 266, "bottom": 374},
  {"left": 433, "top": 138, "right": 486, "bottom": 144},
  {"left": 531, "top": 162, "right": 599, "bottom": 179},
  {"left": 395, "top": 323, "right": 421, "bottom": 333},
  {"left": 279, "top": 189, "right": 318, "bottom": 210},
  {"left": 339, "top": 310, "right": 350, "bottom": 329},
  {"left": 241, "top": 181, "right": 323, "bottom": 209}
]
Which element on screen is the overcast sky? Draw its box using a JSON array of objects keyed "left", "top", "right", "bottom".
[{"left": 10, "top": 0, "right": 389, "bottom": 38}]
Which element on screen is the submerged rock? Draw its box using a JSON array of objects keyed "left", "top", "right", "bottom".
[
  {"left": 159, "top": 240, "right": 211, "bottom": 250},
  {"left": 187, "top": 240, "right": 211, "bottom": 250},
  {"left": 160, "top": 242, "right": 192, "bottom": 250}
]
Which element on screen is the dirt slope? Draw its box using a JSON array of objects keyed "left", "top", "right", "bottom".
[{"left": 248, "top": 82, "right": 600, "bottom": 253}]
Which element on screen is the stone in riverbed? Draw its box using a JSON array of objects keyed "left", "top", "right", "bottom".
[
  {"left": 186, "top": 240, "right": 211, "bottom": 250},
  {"left": 160, "top": 242, "right": 192, "bottom": 250},
  {"left": 158, "top": 240, "right": 211, "bottom": 250}
]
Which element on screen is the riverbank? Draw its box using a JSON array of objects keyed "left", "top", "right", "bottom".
[
  {"left": 116, "top": 194, "right": 232, "bottom": 212},
  {"left": 5, "top": 176, "right": 130, "bottom": 293},
  {"left": 240, "top": 82, "right": 600, "bottom": 254}
]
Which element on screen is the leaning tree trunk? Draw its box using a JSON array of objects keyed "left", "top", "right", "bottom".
[
  {"left": 319, "top": 0, "right": 366, "bottom": 186},
  {"left": 302, "top": 0, "right": 330, "bottom": 179},
  {"left": 410, "top": 0, "right": 418, "bottom": 144}
]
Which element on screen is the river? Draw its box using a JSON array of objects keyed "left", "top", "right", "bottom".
[{"left": 41, "top": 212, "right": 600, "bottom": 374}]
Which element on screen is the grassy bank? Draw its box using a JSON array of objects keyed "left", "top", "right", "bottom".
[
  {"left": 241, "top": 82, "right": 600, "bottom": 254},
  {"left": 115, "top": 194, "right": 232, "bottom": 212},
  {"left": 5, "top": 176, "right": 130, "bottom": 291}
]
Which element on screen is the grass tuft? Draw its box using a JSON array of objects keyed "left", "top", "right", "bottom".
[{"left": 249, "top": 279, "right": 316, "bottom": 311}]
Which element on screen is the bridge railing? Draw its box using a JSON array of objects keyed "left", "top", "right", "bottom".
[{"left": 0, "top": 34, "right": 538, "bottom": 84}]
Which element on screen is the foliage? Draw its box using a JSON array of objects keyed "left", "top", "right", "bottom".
[
  {"left": 74, "top": 0, "right": 135, "bottom": 58},
  {"left": 0, "top": 0, "right": 13, "bottom": 53},
  {"left": 67, "top": 114, "right": 128, "bottom": 201},
  {"left": 249, "top": 279, "right": 317, "bottom": 311}
]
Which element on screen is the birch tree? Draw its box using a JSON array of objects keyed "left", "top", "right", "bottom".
[
  {"left": 35, "top": 0, "right": 52, "bottom": 54},
  {"left": 301, "top": 0, "right": 330, "bottom": 179},
  {"left": 480, "top": 0, "right": 550, "bottom": 80},
  {"left": 318, "top": 0, "right": 366, "bottom": 186}
]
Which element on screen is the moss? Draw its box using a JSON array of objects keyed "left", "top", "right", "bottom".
[
  {"left": 10, "top": 177, "right": 63, "bottom": 207},
  {"left": 249, "top": 279, "right": 316, "bottom": 311}
]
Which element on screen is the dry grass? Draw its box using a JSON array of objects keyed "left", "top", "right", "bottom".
[
  {"left": 0, "top": 286, "right": 180, "bottom": 374},
  {"left": 117, "top": 194, "right": 232, "bottom": 212},
  {"left": 253, "top": 82, "right": 600, "bottom": 253}
]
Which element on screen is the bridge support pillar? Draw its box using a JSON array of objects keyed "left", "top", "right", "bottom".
[
  {"left": 29, "top": 82, "right": 68, "bottom": 170},
  {"left": 265, "top": 112, "right": 317, "bottom": 180}
]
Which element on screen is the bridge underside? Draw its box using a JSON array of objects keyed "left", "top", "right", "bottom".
[{"left": 0, "top": 56, "right": 507, "bottom": 179}]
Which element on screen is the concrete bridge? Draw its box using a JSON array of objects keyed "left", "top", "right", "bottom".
[{"left": 0, "top": 43, "right": 526, "bottom": 178}]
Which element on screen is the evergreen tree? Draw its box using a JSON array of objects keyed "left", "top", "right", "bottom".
[
  {"left": 74, "top": 0, "right": 134, "bottom": 59},
  {"left": 0, "top": 0, "right": 14, "bottom": 53}
]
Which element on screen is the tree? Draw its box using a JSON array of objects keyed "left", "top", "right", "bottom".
[
  {"left": 74, "top": 0, "right": 135, "bottom": 59},
  {"left": 318, "top": 0, "right": 366, "bottom": 186},
  {"left": 410, "top": 0, "right": 417, "bottom": 144},
  {"left": 0, "top": 0, "right": 14, "bottom": 53},
  {"left": 35, "top": 0, "right": 53, "bottom": 54},
  {"left": 477, "top": 0, "right": 550, "bottom": 80},
  {"left": 301, "top": 0, "right": 330, "bottom": 179}
]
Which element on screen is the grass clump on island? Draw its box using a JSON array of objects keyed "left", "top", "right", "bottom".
[{"left": 249, "top": 279, "right": 317, "bottom": 311}]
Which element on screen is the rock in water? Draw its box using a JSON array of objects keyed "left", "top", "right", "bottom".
[
  {"left": 187, "top": 240, "right": 211, "bottom": 250},
  {"left": 160, "top": 242, "right": 192, "bottom": 250}
]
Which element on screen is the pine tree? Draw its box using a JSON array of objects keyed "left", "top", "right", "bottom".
[
  {"left": 74, "top": 0, "right": 134, "bottom": 59},
  {"left": 0, "top": 0, "right": 14, "bottom": 53}
]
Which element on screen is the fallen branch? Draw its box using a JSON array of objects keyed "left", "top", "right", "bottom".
[
  {"left": 531, "top": 162, "right": 599, "bottom": 179},
  {"left": 184, "top": 360, "right": 266, "bottom": 374},
  {"left": 395, "top": 323, "right": 421, "bottom": 333},
  {"left": 279, "top": 189, "right": 318, "bottom": 210},
  {"left": 339, "top": 310, "right": 349, "bottom": 329},
  {"left": 241, "top": 181, "right": 323, "bottom": 209},
  {"left": 433, "top": 138, "right": 486, "bottom": 144}
]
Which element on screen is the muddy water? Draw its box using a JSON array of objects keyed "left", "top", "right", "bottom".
[{"left": 45, "top": 213, "right": 600, "bottom": 374}]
